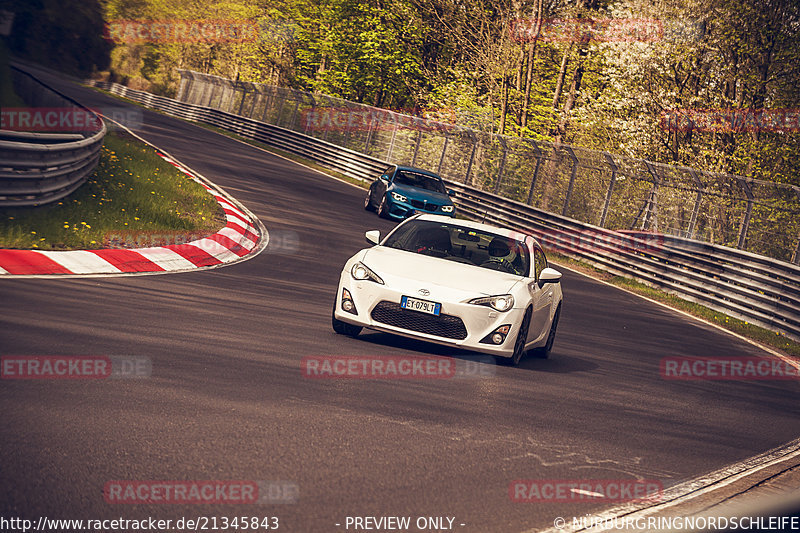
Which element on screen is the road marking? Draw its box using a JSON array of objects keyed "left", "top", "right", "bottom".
[{"left": 529, "top": 437, "right": 800, "bottom": 533}]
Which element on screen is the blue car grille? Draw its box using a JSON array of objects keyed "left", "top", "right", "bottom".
[
  {"left": 371, "top": 301, "right": 468, "bottom": 340},
  {"left": 410, "top": 199, "right": 439, "bottom": 211}
]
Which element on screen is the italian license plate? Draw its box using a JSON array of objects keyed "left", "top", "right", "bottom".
[{"left": 401, "top": 296, "right": 441, "bottom": 316}]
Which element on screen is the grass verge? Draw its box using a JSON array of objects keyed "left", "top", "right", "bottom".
[
  {"left": 86, "top": 83, "right": 800, "bottom": 358},
  {"left": 0, "top": 129, "right": 226, "bottom": 250}
]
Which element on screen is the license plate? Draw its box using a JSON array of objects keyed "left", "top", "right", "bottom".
[{"left": 401, "top": 296, "right": 441, "bottom": 316}]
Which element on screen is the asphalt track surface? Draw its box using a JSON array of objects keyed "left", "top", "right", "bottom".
[{"left": 2, "top": 68, "right": 799, "bottom": 532}]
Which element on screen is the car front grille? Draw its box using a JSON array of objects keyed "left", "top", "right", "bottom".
[
  {"left": 370, "top": 301, "right": 468, "bottom": 340},
  {"left": 410, "top": 199, "right": 439, "bottom": 211}
]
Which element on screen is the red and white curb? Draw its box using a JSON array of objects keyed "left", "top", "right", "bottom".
[{"left": 0, "top": 139, "right": 266, "bottom": 277}]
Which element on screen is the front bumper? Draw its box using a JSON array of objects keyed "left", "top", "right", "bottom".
[
  {"left": 333, "top": 274, "right": 524, "bottom": 357},
  {"left": 384, "top": 197, "right": 455, "bottom": 220}
]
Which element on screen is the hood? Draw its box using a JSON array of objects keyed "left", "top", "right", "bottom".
[{"left": 361, "top": 246, "right": 521, "bottom": 298}]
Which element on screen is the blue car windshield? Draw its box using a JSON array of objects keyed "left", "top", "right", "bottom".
[
  {"left": 393, "top": 171, "right": 447, "bottom": 194},
  {"left": 383, "top": 220, "right": 530, "bottom": 276}
]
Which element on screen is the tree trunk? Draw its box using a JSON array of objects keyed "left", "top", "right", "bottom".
[
  {"left": 520, "top": 0, "right": 543, "bottom": 130},
  {"left": 500, "top": 75, "right": 509, "bottom": 134},
  {"left": 551, "top": 43, "right": 572, "bottom": 109}
]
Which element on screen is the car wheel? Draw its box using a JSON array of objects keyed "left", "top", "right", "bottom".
[
  {"left": 364, "top": 191, "right": 374, "bottom": 211},
  {"left": 532, "top": 304, "right": 560, "bottom": 359},
  {"left": 500, "top": 307, "right": 531, "bottom": 367},
  {"left": 332, "top": 307, "right": 362, "bottom": 337},
  {"left": 377, "top": 196, "right": 389, "bottom": 219}
]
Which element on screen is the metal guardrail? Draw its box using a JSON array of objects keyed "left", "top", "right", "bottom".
[
  {"left": 86, "top": 79, "right": 800, "bottom": 341},
  {"left": 173, "top": 69, "right": 800, "bottom": 265},
  {"left": 0, "top": 66, "right": 106, "bottom": 206}
]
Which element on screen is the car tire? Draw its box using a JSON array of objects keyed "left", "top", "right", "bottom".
[
  {"left": 332, "top": 307, "right": 362, "bottom": 337},
  {"left": 499, "top": 307, "right": 531, "bottom": 367},
  {"left": 364, "top": 191, "right": 374, "bottom": 211},
  {"left": 377, "top": 196, "right": 389, "bottom": 219},
  {"left": 532, "top": 304, "right": 560, "bottom": 359}
]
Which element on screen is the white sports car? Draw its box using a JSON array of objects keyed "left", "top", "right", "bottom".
[{"left": 332, "top": 214, "right": 563, "bottom": 365}]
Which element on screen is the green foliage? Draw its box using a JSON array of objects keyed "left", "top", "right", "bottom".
[{"left": 2, "top": 0, "right": 111, "bottom": 76}]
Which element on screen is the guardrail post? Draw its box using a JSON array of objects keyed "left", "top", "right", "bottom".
[
  {"left": 387, "top": 113, "right": 398, "bottom": 161},
  {"left": 687, "top": 169, "right": 703, "bottom": 239},
  {"left": 464, "top": 132, "right": 477, "bottom": 185},
  {"left": 289, "top": 98, "right": 300, "bottom": 131},
  {"left": 794, "top": 232, "right": 800, "bottom": 265},
  {"left": 411, "top": 129, "right": 422, "bottom": 166},
  {"left": 643, "top": 161, "right": 662, "bottom": 231},
  {"left": 525, "top": 140, "right": 543, "bottom": 205},
  {"left": 736, "top": 177, "right": 755, "bottom": 250},
  {"left": 237, "top": 86, "right": 248, "bottom": 116},
  {"left": 437, "top": 135, "right": 449, "bottom": 174},
  {"left": 364, "top": 108, "right": 376, "bottom": 153},
  {"left": 600, "top": 153, "right": 618, "bottom": 227},
  {"left": 275, "top": 92, "right": 287, "bottom": 128},
  {"left": 247, "top": 88, "right": 259, "bottom": 118},
  {"left": 492, "top": 136, "right": 508, "bottom": 194},
  {"left": 561, "top": 146, "right": 579, "bottom": 217}
]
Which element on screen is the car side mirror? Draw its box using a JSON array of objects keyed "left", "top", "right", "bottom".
[
  {"left": 365, "top": 230, "right": 380, "bottom": 245},
  {"left": 537, "top": 267, "right": 562, "bottom": 288},
  {"left": 447, "top": 189, "right": 457, "bottom": 197},
  {"left": 380, "top": 175, "right": 389, "bottom": 182}
]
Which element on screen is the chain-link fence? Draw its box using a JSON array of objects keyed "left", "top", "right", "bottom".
[{"left": 176, "top": 69, "right": 800, "bottom": 264}]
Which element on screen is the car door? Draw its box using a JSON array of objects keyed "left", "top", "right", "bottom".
[{"left": 529, "top": 245, "right": 553, "bottom": 341}]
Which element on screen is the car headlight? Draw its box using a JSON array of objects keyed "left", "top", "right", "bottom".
[
  {"left": 441, "top": 205, "right": 454, "bottom": 213},
  {"left": 351, "top": 262, "right": 384, "bottom": 284},
  {"left": 468, "top": 294, "right": 515, "bottom": 312},
  {"left": 391, "top": 192, "right": 407, "bottom": 203}
]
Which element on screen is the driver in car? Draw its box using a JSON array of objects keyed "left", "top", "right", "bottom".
[{"left": 483, "top": 237, "right": 525, "bottom": 275}]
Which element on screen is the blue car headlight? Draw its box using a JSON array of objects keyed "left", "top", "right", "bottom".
[
  {"left": 391, "top": 192, "right": 408, "bottom": 203},
  {"left": 441, "top": 205, "right": 454, "bottom": 213}
]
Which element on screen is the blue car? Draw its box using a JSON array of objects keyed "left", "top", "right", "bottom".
[{"left": 364, "top": 165, "right": 456, "bottom": 220}]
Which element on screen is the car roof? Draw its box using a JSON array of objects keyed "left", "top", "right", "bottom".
[
  {"left": 413, "top": 214, "right": 539, "bottom": 246},
  {"left": 394, "top": 165, "right": 442, "bottom": 178}
]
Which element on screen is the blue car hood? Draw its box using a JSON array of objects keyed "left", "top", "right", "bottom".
[{"left": 391, "top": 183, "right": 452, "bottom": 204}]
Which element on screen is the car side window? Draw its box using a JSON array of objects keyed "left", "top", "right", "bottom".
[{"left": 533, "top": 246, "right": 547, "bottom": 281}]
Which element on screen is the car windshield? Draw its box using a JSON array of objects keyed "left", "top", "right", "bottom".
[
  {"left": 393, "top": 171, "right": 447, "bottom": 194},
  {"left": 383, "top": 219, "right": 530, "bottom": 276}
]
